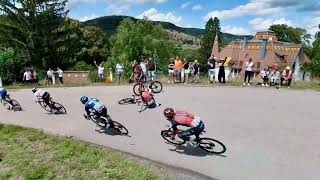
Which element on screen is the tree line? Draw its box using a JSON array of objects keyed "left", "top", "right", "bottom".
[{"left": 0, "top": 0, "right": 319, "bottom": 85}]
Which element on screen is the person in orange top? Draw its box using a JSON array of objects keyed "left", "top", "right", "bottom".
[{"left": 174, "top": 57, "right": 183, "bottom": 83}]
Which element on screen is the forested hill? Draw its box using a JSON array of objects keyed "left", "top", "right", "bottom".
[{"left": 84, "top": 15, "right": 253, "bottom": 43}]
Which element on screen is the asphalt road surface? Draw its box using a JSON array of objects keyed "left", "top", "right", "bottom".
[{"left": 1, "top": 86, "right": 320, "bottom": 180}]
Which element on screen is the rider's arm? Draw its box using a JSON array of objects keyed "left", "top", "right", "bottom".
[{"left": 85, "top": 107, "right": 91, "bottom": 117}]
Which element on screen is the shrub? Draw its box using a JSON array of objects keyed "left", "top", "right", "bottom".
[
  {"left": 73, "top": 61, "right": 94, "bottom": 71},
  {"left": 0, "top": 48, "right": 21, "bottom": 85},
  {"left": 88, "top": 70, "right": 100, "bottom": 82}
]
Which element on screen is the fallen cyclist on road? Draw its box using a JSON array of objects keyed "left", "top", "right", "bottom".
[
  {"left": 80, "top": 96, "right": 114, "bottom": 128},
  {"left": 139, "top": 90, "right": 161, "bottom": 112},
  {"left": 0, "top": 87, "right": 12, "bottom": 110},
  {"left": 163, "top": 108, "right": 205, "bottom": 146}
]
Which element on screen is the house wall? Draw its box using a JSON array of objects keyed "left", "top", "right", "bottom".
[{"left": 64, "top": 71, "right": 90, "bottom": 84}]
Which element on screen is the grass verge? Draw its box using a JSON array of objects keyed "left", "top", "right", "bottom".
[{"left": 0, "top": 124, "right": 161, "bottom": 180}]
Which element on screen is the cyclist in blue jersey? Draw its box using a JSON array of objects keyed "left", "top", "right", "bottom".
[
  {"left": 0, "top": 88, "right": 12, "bottom": 110},
  {"left": 80, "top": 96, "right": 114, "bottom": 128}
]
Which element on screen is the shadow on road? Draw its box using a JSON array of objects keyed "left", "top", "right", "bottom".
[
  {"left": 95, "top": 128, "right": 131, "bottom": 137},
  {"left": 167, "top": 142, "right": 227, "bottom": 158}
]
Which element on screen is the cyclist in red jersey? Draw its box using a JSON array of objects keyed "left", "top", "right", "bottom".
[
  {"left": 163, "top": 108, "right": 205, "bottom": 142},
  {"left": 140, "top": 91, "right": 161, "bottom": 109}
]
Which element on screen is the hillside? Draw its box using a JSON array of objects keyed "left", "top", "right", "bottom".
[{"left": 84, "top": 15, "right": 253, "bottom": 47}]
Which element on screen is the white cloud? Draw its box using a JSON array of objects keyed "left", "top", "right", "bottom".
[
  {"left": 303, "top": 16, "right": 320, "bottom": 36},
  {"left": 137, "top": 8, "right": 184, "bottom": 27},
  {"left": 79, "top": 14, "right": 99, "bottom": 22},
  {"left": 107, "top": 0, "right": 167, "bottom": 14},
  {"left": 192, "top": 5, "right": 203, "bottom": 11},
  {"left": 222, "top": 25, "right": 250, "bottom": 35},
  {"left": 181, "top": 2, "right": 191, "bottom": 9},
  {"left": 204, "top": 0, "right": 284, "bottom": 20},
  {"left": 249, "top": 17, "right": 293, "bottom": 31},
  {"left": 66, "top": 0, "right": 96, "bottom": 9}
]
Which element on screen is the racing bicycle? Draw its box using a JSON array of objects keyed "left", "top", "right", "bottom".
[
  {"left": 133, "top": 79, "right": 162, "bottom": 95},
  {"left": 4, "top": 95, "right": 22, "bottom": 111},
  {"left": 37, "top": 97, "right": 67, "bottom": 114},
  {"left": 83, "top": 112, "right": 129, "bottom": 135},
  {"left": 161, "top": 128, "right": 226, "bottom": 154}
]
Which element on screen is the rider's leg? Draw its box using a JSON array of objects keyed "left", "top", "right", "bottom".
[
  {"left": 194, "top": 122, "right": 205, "bottom": 141},
  {"left": 179, "top": 128, "right": 195, "bottom": 141}
]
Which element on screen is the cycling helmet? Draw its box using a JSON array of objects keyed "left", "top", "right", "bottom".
[
  {"left": 32, "top": 88, "right": 37, "bottom": 93},
  {"left": 164, "top": 108, "right": 174, "bottom": 118},
  {"left": 80, "top": 96, "right": 89, "bottom": 104}
]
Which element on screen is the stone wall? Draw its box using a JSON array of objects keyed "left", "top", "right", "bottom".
[{"left": 64, "top": 71, "right": 90, "bottom": 84}]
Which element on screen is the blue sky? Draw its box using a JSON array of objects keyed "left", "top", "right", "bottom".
[{"left": 67, "top": 0, "right": 320, "bottom": 36}]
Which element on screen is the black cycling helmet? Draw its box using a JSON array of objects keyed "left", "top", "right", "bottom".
[
  {"left": 80, "top": 96, "right": 89, "bottom": 104},
  {"left": 32, "top": 88, "right": 37, "bottom": 93}
]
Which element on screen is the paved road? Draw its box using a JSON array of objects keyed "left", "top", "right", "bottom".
[{"left": 1, "top": 86, "right": 320, "bottom": 180}]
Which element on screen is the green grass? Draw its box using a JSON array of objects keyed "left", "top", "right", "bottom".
[{"left": 0, "top": 124, "right": 161, "bottom": 180}]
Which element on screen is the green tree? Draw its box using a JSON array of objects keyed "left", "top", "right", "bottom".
[
  {"left": 306, "top": 31, "right": 320, "bottom": 77},
  {"left": 0, "top": 0, "right": 68, "bottom": 69},
  {"left": 269, "top": 24, "right": 311, "bottom": 44},
  {"left": 199, "top": 17, "right": 222, "bottom": 61},
  {"left": 0, "top": 48, "right": 22, "bottom": 85},
  {"left": 109, "top": 18, "right": 176, "bottom": 76}
]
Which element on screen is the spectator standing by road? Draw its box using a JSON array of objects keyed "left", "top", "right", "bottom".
[
  {"left": 140, "top": 60, "right": 147, "bottom": 82},
  {"left": 243, "top": 58, "right": 254, "bottom": 86},
  {"left": 94, "top": 61, "right": 105, "bottom": 81},
  {"left": 23, "top": 70, "right": 32, "bottom": 84},
  {"left": 147, "top": 58, "right": 156, "bottom": 81},
  {"left": 260, "top": 67, "right": 270, "bottom": 87},
  {"left": 218, "top": 58, "right": 226, "bottom": 84},
  {"left": 116, "top": 63, "right": 125, "bottom": 84},
  {"left": 57, "top": 67, "right": 64, "bottom": 84},
  {"left": 33, "top": 70, "right": 38, "bottom": 84},
  {"left": 168, "top": 59, "right": 175, "bottom": 83},
  {"left": 183, "top": 60, "right": 190, "bottom": 84},
  {"left": 207, "top": 56, "right": 216, "bottom": 84},
  {"left": 192, "top": 60, "right": 200, "bottom": 83},
  {"left": 174, "top": 57, "right": 182, "bottom": 83},
  {"left": 47, "top": 68, "right": 53, "bottom": 85}
]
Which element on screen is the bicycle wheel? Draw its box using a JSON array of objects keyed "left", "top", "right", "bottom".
[
  {"left": 118, "top": 98, "right": 135, "bottom": 105},
  {"left": 39, "top": 101, "right": 52, "bottom": 112},
  {"left": 198, "top": 138, "right": 226, "bottom": 154},
  {"left": 133, "top": 83, "right": 145, "bottom": 95},
  {"left": 112, "top": 121, "right": 129, "bottom": 135},
  {"left": 91, "top": 117, "right": 107, "bottom": 127},
  {"left": 53, "top": 102, "right": 67, "bottom": 114},
  {"left": 161, "top": 129, "right": 185, "bottom": 145},
  {"left": 10, "top": 99, "right": 22, "bottom": 111},
  {"left": 150, "top": 81, "right": 162, "bottom": 93}
]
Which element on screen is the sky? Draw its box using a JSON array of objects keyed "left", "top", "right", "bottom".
[{"left": 67, "top": 0, "right": 320, "bottom": 36}]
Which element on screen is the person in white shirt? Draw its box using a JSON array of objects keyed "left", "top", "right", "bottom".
[
  {"left": 244, "top": 58, "right": 254, "bottom": 86},
  {"left": 260, "top": 67, "right": 270, "bottom": 87},
  {"left": 23, "top": 70, "right": 32, "bottom": 84},
  {"left": 56, "top": 67, "right": 63, "bottom": 84},
  {"left": 140, "top": 60, "right": 147, "bottom": 82},
  {"left": 47, "top": 68, "right": 54, "bottom": 84},
  {"left": 94, "top": 61, "right": 105, "bottom": 81},
  {"left": 116, "top": 63, "right": 124, "bottom": 84},
  {"left": 32, "top": 88, "right": 56, "bottom": 112}
]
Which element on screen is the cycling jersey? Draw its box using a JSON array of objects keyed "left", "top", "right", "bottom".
[
  {"left": 0, "top": 88, "right": 7, "bottom": 100},
  {"left": 172, "top": 111, "right": 202, "bottom": 129},
  {"left": 85, "top": 98, "right": 107, "bottom": 115}
]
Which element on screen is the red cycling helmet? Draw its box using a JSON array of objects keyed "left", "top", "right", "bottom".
[{"left": 164, "top": 108, "right": 174, "bottom": 118}]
